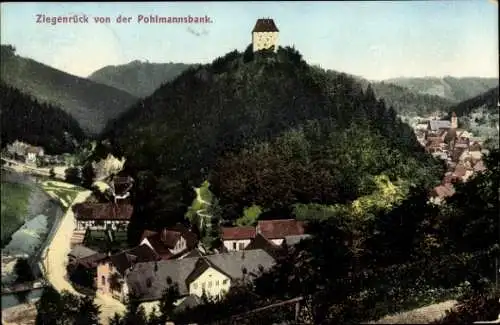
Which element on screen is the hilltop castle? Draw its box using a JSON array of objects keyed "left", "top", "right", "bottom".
[{"left": 252, "top": 18, "right": 279, "bottom": 52}]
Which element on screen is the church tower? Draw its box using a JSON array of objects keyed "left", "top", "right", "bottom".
[
  {"left": 252, "top": 18, "right": 279, "bottom": 52},
  {"left": 451, "top": 112, "right": 458, "bottom": 129}
]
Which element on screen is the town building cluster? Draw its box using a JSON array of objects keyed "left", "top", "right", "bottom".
[
  {"left": 67, "top": 171, "right": 310, "bottom": 312},
  {"left": 3, "top": 140, "right": 68, "bottom": 166},
  {"left": 413, "top": 113, "right": 489, "bottom": 204}
]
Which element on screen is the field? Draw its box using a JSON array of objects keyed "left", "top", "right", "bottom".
[
  {"left": 41, "top": 181, "right": 85, "bottom": 208},
  {"left": 1, "top": 181, "right": 31, "bottom": 245}
]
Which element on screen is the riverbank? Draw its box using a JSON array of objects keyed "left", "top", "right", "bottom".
[
  {"left": 1, "top": 170, "right": 63, "bottom": 285},
  {"left": 2, "top": 301, "right": 38, "bottom": 325}
]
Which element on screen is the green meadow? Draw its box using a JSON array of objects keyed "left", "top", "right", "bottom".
[{"left": 1, "top": 181, "right": 31, "bottom": 246}]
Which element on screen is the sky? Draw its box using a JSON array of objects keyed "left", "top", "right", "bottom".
[{"left": 1, "top": 1, "right": 498, "bottom": 80}]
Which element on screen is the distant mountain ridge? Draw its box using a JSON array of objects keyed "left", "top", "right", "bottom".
[
  {"left": 448, "top": 86, "right": 499, "bottom": 117},
  {"left": 0, "top": 45, "right": 138, "bottom": 135},
  {"left": 323, "top": 69, "right": 455, "bottom": 116},
  {"left": 88, "top": 60, "right": 198, "bottom": 98},
  {"left": 384, "top": 76, "right": 499, "bottom": 102}
]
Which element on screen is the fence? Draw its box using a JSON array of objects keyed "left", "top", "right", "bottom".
[{"left": 211, "top": 297, "right": 309, "bottom": 325}]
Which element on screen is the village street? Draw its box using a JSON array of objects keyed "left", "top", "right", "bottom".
[{"left": 39, "top": 186, "right": 126, "bottom": 325}]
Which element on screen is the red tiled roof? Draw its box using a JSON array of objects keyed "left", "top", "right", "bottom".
[
  {"left": 473, "top": 160, "right": 486, "bottom": 172},
  {"left": 73, "top": 203, "right": 133, "bottom": 221},
  {"left": 470, "top": 142, "right": 482, "bottom": 152},
  {"left": 221, "top": 226, "right": 256, "bottom": 240},
  {"left": 431, "top": 183, "right": 455, "bottom": 199},
  {"left": 252, "top": 18, "right": 279, "bottom": 33},
  {"left": 454, "top": 165, "right": 467, "bottom": 178},
  {"left": 140, "top": 224, "right": 198, "bottom": 259},
  {"left": 257, "top": 219, "right": 305, "bottom": 239}
]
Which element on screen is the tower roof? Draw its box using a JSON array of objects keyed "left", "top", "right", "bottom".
[{"left": 252, "top": 18, "right": 279, "bottom": 33}]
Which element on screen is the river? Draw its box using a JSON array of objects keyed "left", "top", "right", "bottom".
[{"left": 1, "top": 170, "right": 63, "bottom": 310}]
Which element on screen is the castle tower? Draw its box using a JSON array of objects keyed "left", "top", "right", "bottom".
[
  {"left": 451, "top": 112, "right": 458, "bottom": 129},
  {"left": 252, "top": 18, "right": 279, "bottom": 52}
]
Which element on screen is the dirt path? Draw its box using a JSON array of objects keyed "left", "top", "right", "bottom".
[
  {"left": 39, "top": 186, "right": 126, "bottom": 324},
  {"left": 40, "top": 190, "right": 91, "bottom": 295},
  {"left": 369, "top": 299, "right": 458, "bottom": 324}
]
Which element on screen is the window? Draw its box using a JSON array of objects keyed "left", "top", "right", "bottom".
[
  {"left": 232, "top": 242, "right": 237, "bottom": 250},
  {"left": 216, "top": 280, "right": 220, "bottom": 286},
  {"left": 208, "top": 281, "right": 212, "bottom": 288},
  {"left": 101, "top": 276, "right": 106, "bottom": 286},
  {"left": 238, "top": 243, "right": 245, "bottom": 250},
  {"left": 223, "top": 279, "right": 228, "bottom": 285},
  {"left": 193, "top": 283, "right": 198, "bottom": 289},
  {"left": 146, "top": 278, "right": 152, "bottom": 288},
  {"left": 202, "top": 282, "right": 206, "bottom": 289}
]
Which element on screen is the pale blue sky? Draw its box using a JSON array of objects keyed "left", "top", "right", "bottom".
[{"left": 1, "top": 1, "right": 498, "bottom": 80}]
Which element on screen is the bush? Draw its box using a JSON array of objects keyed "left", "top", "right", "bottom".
[
  {"left": 432, "top": 289, "right": 499, "bottom": 324},
  {"left": 14, "top": 258, "right": 34, "bottom": 283}
]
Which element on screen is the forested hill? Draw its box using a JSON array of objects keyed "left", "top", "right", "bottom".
[
  {"left": 384, "top": 76, "right": 499, "bottom": 102},
  {"left": 448, "top": 86, "right": 499, "bottom": 117},
  {"left": 0, "top": 81, "right": 85, "bottom": 154},
  {"left": 327, "top": 70, "right": 455, "bottom": 116},
  {"left": 88, "top": 60, "right": 197, "bottom": 98},
  {"left": 0, "top": 45, "right": 138, "bottom": 135},
  {"left": 102, "top": 46, "right": 444, "bottom": 235}
]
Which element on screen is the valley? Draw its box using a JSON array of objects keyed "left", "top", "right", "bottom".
[{"left": 0, "top": 2, "right": 498, "bottom": 324}]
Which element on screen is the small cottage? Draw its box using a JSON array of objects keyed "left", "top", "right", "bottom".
[{"left": 73, "top": 202, "right": 133, "bottom": 231}]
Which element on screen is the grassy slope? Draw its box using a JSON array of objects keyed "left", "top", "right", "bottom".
[
  {"left": 1, "top": 181, "right": 31, "bottom": 244},
  {"left": 0, "top": 48, "right": 138, "bottom": 135}
]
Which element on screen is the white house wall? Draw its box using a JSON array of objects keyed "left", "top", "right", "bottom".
[
  {"left": 223, "top": 239, "right": 251, "bottom": 251},
  {"left": 76, "top": 220, "right": 130, "bottom": 231},
  {"left": 189, "top": 266, "right": 231, "bottom": 299},
  {"left": 270, "top": 238, "right": 284, "bottom": 246}
]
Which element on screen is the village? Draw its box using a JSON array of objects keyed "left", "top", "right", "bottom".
[
  {"left": 415, "top": 112, "right": 489, "bottom": 205},
  {"left": 0, "top": 108, "right": 491, "bottom": 321},
  {"left": 0, "top": 13, "right": 496, "bottom": 324}
]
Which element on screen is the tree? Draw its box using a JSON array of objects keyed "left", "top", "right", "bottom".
[
  {"left": 14, "top": 258, "right": 34, "bottom": 283},
  {"left": 243, "top": 44, "right": 254, "bottom": 63},
  {"left": 65, "top": 167, "right": 82, "bottom": 184},
  {"left": 147, "top": 307, "right": 163, "bottom": 325},
  {"left": 235, "top": 204, "right": 262, "bottom": 226},
  {"left": 159, "top": 281, "right": 181, "bottom": 322},
  {"left": 74, "top": 295, "right": 100, "bottom": 325},
  {"left": 81, "top": 163, "right": 96, "bottom": 188},
  {"left": 36, "top": 287, "right": 63, "bottom": 325},
  {"left": 36, "top": 288, "right": 100, "bottom": 325}
]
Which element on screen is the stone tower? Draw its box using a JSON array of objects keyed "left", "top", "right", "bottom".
[
  {"left": 252, "top": 18, "right": 279, "bottom": 52},
  {"left": 451, "top": 112, "right": 458, "bottom": 129}
]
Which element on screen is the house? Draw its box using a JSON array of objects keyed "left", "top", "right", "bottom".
[
  {"left": 256, "top": 219, "right": 305, "bottom": 245},
  {"left": 282, "top": 234, "right": 312, "bottom": 250},
  {"left": 244, "top": 233, "right": 285, "bottom": 259},
  {"left": 100, "top": 249, "right": 276, "bottom": 305},
  {"left": 68, "top": 245, "right": 99, "bottom": 265},
  {"left": 73, "top": 203, "right": 133, "bottom": 231},
  {"left": 473, "top": 160, "right": 486, "bottom": 173},
  {"left": 25, "top": 146, "right": 44, "bottom": 165},
  {"left": 429, "top": 183, "right": 455, "bottom": 205},
  {"left": 96, "top": 244, "right": 160, "bottom": 300},
  {"left": 252, "top": 18, "right": 279, "bottom": 52},
  {"left": 109, "top": 175, "right": 134, "bottom": 200},
  {"left": 140, "top": 223, "right": 198, "bottom": 260},
  {"left": 221, "top": 226, "right": 256, "bottom": 251}
]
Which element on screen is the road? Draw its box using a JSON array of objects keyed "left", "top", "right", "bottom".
[
  {"left": 1, "top": 157, "right": 67, "bottom": 179},
  {"left": 39, "top": 187, "right": 126, "bottom": 324}
]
